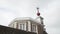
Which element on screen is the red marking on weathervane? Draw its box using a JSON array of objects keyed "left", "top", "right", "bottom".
[{"left": 37, "top": 7, "right": 40, "bottom": 16}]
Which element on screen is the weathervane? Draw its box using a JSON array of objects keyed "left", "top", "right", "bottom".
[{"left": 37, "top": 7, "right": 40, "bottom": 16}]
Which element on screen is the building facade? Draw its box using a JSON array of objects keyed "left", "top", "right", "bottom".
[
  {"left": 8, "top": 8, "right": 47, "bottom": 34},
  {"left": 8, "top": 17, "right": 47, "bottom": 34}
]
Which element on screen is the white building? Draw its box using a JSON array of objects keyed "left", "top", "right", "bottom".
[{"left": 8, "top": 8, "right": 47, "bottom": 34}]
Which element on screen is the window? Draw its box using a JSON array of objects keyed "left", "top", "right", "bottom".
[
  {"left": 32, "top": 24, "right": 37, "bottom": 32},
  {"left": 20, "top": 23, "right": 25, "bottom": 30},
  {"left": 12, "top": 24, "right": 14, "bottom": 28}
]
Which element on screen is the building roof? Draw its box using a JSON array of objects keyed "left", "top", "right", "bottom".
[
  {"left": 0, "top": 25, "right": 36, "bottom": 34},
  {"left": 14, "top": 17, "right": 41, "bottom": 24},
  {"left": 9, "top": 17, "right": 43, "bottom": 26},
  {"left": 14, "top": 17, "right": 33, "bottom": 20}
]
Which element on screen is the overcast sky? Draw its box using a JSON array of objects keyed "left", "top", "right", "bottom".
[{"left": 0, "top": 0, "right": 60, "bottom": 34}]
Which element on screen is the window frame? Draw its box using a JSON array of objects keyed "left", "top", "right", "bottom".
[
  {"left": 19, "top": 23, "right": 26, "bottom": 30},
  {"left": 32, "top": 24, "right": 37, "bottom": 33}
]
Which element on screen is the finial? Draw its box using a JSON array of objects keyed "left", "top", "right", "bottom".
[{"left": 37, "top": 7, "right": 40, "bottom": 16}]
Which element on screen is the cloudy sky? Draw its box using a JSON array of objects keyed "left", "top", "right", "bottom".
[{"left": 0, "top": 0, "right": 60, "bottom": 34}]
